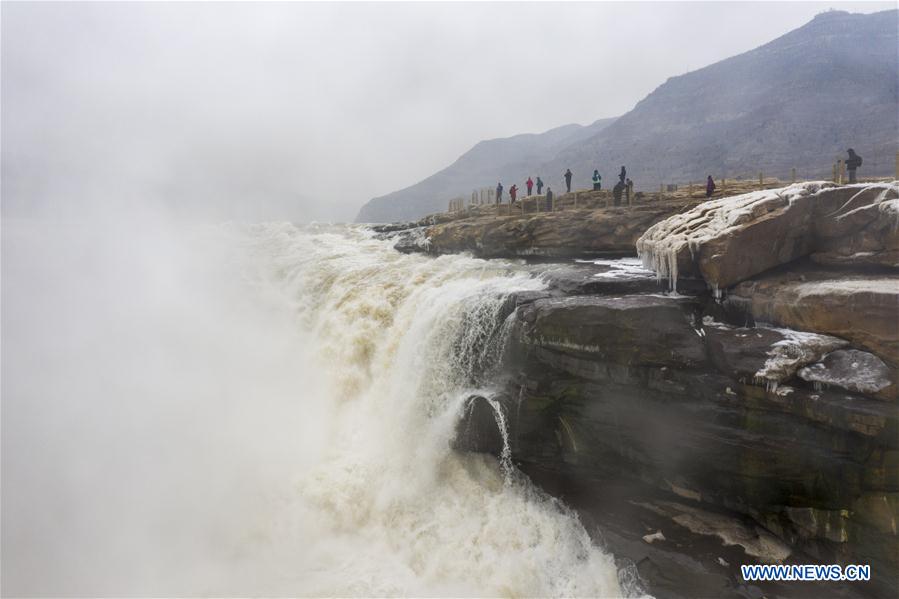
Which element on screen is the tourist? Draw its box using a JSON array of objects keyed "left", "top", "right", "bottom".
[
  {"left": 612, "top": 181, "right": 624, "bottom": 206},
  {"left": 618, "top": 166, "right": 627, "bottom": 185},
  {"left": 545, "top": 187, "right": 554, "bottom": 211},
  {"left": 509, "top": 184, "right": 518, "bottom": 203},
  {"left": 846, "top": 148, "right": 863, "bottom": 183},
  {"left": 496, "top": 182, "right": 503, "bottom": 203},
  {"left": 592, "top": 170, "right": 602, "bottom": 190},
  {"left": 705, "top": 175, "right": 716, "bottom": 198},
  {"left": 564, "top": 168, "right": 572, "bottom": 193},
  {"left": 526, "top": 177, "right": 534, "bottom": 196},
  {"left": 625, "top": 178, "right": 634, "bottom": 203},
  {"left": 536, "top": 176, "right": 544, "bottom": 195}
]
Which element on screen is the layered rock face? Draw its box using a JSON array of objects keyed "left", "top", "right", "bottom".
[
  {"left": 480, "top": 280, "right": 897, "bottom": 598},
  {"left": 726, "top": 270, "right": 899, "bottom": 394},
  {"left": 385, "top": 198, "right": 696, "bottom": 259},
  {"left": 441, "top": 181, "right": 899, "bottom": 598}
]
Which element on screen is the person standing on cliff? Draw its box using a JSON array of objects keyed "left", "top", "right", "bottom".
[
  {"left": 564, "top": 169, "right": 572, "bottom": 193},
  {"left": 526, "top": 177, "right": 534, "bottom": 196},
  {"left": 705, "top": 175, "right": 716, "bottom": 198},
  {"left": 496, "top": 182, "right": 503, "bottom": 204},
  {"left": 536, "top": 176, "right": 544, "bottom": 195},
  {"left": 545, "top": 187, "right": 554, "bottom": 211},
  {"left": 612, "top": 181, "right": 624, "bottom": 206},
  {"left": 846, "top": 148, "right": 863, "bottom": 183},
  {"left": 592, "top": 170, "right": 602, "bottom": 191},
  {"left": 619, "top": 166, "right": 627, "bottom": 185},
  {"left": 509, "top": 184, "right": 518, "bottom": 203}
]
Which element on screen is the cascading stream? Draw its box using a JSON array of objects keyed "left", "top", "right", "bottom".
[
  {"left": 235, "top": 223, "right": 630, "bottom": 597},
  {"left": 3, "top": 218, "right": 637, "bottom": 597}
]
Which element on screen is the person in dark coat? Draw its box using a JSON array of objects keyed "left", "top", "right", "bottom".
[
  {"left": 496, "top": 182, "right": 503, "bottom": 204},
  {"left": 592, "top": 170, "right": 602, "bottom": 191},
  {"left": 619, "top": 166, "right": 627, "bottom": 185},
  {"left": 545, "top": 187, "right": 554, "bottom": 211},
  {"left": 536, "top": 176, "right": 544, "bottom": 195},
  {"left": 846, "top": 149, "right": 863, "bottom": 183},
  {"left": 564, "top": 169, "right": 573, "bottom": 193},
  {"left": 705, "top": 176, "right": 716, "bottom": 198},
  {"left": 612, "top": 181, "right": 624, "bottom": 206},
  {"left": 526, "top": 177, "right": 534, "bottom": 196},
  {"left": 509, "top": 184, "right": 518, "bottom": 203}
]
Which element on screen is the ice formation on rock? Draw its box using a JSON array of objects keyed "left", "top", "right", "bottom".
[
  {"left": 636, "top": 182, "right": 828, "bottom": 291},
  {"left": 754, "top": 326, "right": 848, "bottom": 385},
  {"left": 798, "top": 349, "right": 892, "bottom": 395}
]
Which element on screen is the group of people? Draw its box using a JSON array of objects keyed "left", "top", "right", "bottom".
[
  {"left": 495, "top": 177, "right": 550, "bottom": 205},
  {"left": 492, "top": 148, "right": 865, "bottom": 209},
  {"left": 494, "top": 166, "right": 630, "bottom": 206}
]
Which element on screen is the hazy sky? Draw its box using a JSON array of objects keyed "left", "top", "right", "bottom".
[{"left": 2, "top": 1, "right": 893, "bottom": 222}]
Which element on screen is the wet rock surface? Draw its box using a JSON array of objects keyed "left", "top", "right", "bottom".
[
  {"left": 487, "top": 293, "right": 898, "bottom": 597},
  {"left": 451, "top": 276, "right": 897, "bottom": 596}
]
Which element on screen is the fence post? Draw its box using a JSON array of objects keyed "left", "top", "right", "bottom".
[
  {"left": 659, "top": 183, "right": 664, "bottom": 200},
  {"left": 832, "top": 163, "right": 838, "bottom": 183},
  {"left": 791, "top": 168, "right": 796, "bottom": 184},
  {"left": 838, "top": 159, "right": 844, "bottom": 184},
  {"left": 759, "top": 171, "right": 763, "bottom": 187}
]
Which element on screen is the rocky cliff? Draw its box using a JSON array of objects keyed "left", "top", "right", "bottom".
[{"left": 417, "top": 181, "right": 899, "bottom": 598}]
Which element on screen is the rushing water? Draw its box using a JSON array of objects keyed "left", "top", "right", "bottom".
[{"left": 3, "top": 220, "right": 630, "bottom": 597}]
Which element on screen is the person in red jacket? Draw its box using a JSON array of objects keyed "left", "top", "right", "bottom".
[
  {"left": 509, "top": 184, "right": 518, "bottom": 203},
  {"left": 526, "top": 177, "right": 534, "bottom": 196}
]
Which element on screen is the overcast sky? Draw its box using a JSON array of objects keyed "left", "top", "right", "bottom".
[{"left": 2, "top": 1, "right": 893, "bottom": 222}]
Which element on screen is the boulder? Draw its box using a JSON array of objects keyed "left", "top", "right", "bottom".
[
  {"left": 636, "top": 182, "right": 899, "bottom": 291},
  {"left": 798, "top": 349, "right": 896, "bottom": 401},
  {"left": 702, "top": 317, "right": 848, "bottom": 386},
  {"left": 725, "top": 268, "right": 899, "bottom": 368},
  {"left": 812, "top": 184, "right": 899, "bottom": 268}
]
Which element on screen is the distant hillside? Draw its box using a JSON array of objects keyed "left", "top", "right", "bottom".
[
  {"left": 546, "top": 9, "right": 899, "bottom": 192},
  {"left": 357, "top": 9, "right": 899, "bottom": 223},
  {"left": 355, "top": 118, "right": 617, "bottom": 223}
]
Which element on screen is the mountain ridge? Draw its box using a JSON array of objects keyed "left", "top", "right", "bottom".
[{"left": 357, "top": 9, "right": 898, "bottom": 223}]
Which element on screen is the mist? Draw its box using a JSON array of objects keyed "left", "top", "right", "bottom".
[{"left": 2, "top": 214, "right": 340, "bottom": 594}]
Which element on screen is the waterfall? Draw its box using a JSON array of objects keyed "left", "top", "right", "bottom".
[
  {"left": 235, "top": 222, "right": 628, "bottom": 596},
  {"left": 2, "top": 218, "right": 633, "bottom": 596}
]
